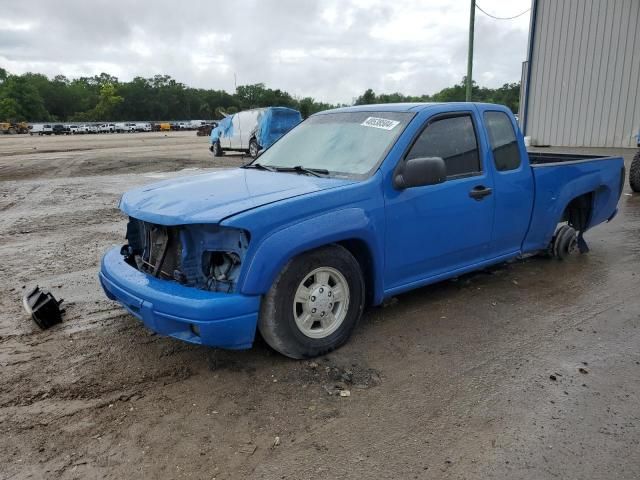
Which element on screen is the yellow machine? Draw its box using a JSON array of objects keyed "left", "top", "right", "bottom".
[
  {"left": 0, "top": 122, "right": 29, "bottom": 134},
  {"left": 0, "top": 122, "right": 15, "bottom": 134},
  {"left": 159, "top": 122, "right": 171, "bottom": 131},
  {"left": 14, "top": 122, "right": 29, "bottom": 134}
]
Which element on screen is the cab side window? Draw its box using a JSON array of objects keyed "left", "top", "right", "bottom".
[
  {"left": 484, "top": 111, "right": 521, "bottom": 171},
  {"left": 406, "top": 114, "right": 481, "bottom": 178}
]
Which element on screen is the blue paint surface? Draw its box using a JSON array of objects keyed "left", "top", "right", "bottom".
[
  {"left": 255, "top": 107, "right": 302, "bottom": 148},
  {"left": 102, "top": 102, "right": 624, "bottom": 350}
]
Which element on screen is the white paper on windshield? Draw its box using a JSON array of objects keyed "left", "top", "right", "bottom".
[{"left": 360, "top": 117, "right": 400, "bottom": 130}]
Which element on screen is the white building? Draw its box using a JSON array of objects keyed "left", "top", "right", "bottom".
[{"left": 519, "top": 0, "right": 640, "bottom": 147}]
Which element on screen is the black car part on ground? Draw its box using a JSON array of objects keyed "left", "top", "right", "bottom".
[{"left": 22, "top": 286, "right": 64, "bottom": 330}]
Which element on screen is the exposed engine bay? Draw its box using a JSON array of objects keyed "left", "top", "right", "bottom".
[{"left": 120, "top": 217, "right": 249, "bottom": 293}]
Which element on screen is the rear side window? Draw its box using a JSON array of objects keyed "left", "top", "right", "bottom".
[
  {"left": 406, "top": 114, "right": 481, "bottom": 178},
  {"left": 484, "top": 111, "right": 521, "bottom": 171}
]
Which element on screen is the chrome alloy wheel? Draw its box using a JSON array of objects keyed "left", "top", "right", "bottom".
[{"left": 293, "top": 267, "right": 350, "bottom": 339}]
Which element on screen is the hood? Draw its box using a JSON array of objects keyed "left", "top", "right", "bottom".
[{"left": 120, "top": 168, "right": 355, "bottom": 225}]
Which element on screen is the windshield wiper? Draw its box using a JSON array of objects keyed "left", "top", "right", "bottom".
[
  {"left": 276, "top": 165, "right": 329, "bottom": 177},
  {"left": 241, "top": 163, "right": 277, "bottom": 172}
]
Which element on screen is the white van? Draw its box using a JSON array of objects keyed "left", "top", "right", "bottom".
[
  {"left": 210, "top": 107, "right": 302, "bottom": 158},
  {"left": 30, "top": 124, "right": 53, "bottom": 136},
  {"left": 212, "top": 109, "right": 263, "bottom": 154}
]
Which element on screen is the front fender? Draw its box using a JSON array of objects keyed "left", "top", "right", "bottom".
[{"left": 239, "top": 208, "right": 384, "bottom": 302}]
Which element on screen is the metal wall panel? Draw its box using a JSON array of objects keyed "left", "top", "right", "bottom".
[{"left": 524, "top": 0, "right": 640, "bottom": 147}]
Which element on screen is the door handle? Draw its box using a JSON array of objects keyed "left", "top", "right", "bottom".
[{"left": 469, "top": 185, "right": 492, "bottom": 200}]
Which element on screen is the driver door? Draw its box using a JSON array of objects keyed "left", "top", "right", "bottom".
[{"left": 384, "top": 111, "right": 496, "bottom": 291}]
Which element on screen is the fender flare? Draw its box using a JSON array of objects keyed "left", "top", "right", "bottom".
[{"left": 238, "top": 208, "right": 384, "bottom": 303}]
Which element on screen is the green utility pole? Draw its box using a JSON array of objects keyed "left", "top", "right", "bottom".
[{"left": 466, "top": 0, "right": 475, "bottom": 101}]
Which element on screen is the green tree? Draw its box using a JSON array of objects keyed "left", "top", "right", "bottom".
[
  {"left": 0, "top": 75, "right": 49, "bottom": 121},
  {"left": 89, "top": 83, "right": 124, "bottom": 120},
  {"left": 355, "top": 88, "right": 377, "bottom": 105}
]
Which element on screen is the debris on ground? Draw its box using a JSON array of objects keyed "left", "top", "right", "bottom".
[
  {"left": 579, "top": 367, "right": 589, "bottom": 374},
  {"left": 22, "top": 286, "right": 64, "bottom": 330},
  {"left": 239, "top": 444, "right": 257, "bottom": 455},
  {"left": 272, "top": 437, "right": 281, "bottom": 448}
]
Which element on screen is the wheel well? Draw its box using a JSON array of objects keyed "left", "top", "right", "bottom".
[
  {"left": 335, "top": 239, "right": 375, "bottom": 306},
  {"left": 562, "top": 192, "right": 593, "bottom": 232}
]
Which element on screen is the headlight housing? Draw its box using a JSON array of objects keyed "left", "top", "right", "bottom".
[{"left": 122, "top": 218, "right": 249, "bottom": 293}]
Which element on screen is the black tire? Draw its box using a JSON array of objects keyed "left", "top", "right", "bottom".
[
  {"left": 249, "top": 138, "right": 260, "bottom": 159},
  {"left": 630, "top": 150, "right": 640, "bottom": 193},
  {"left": 552, "top": 224, "right": 578, "bottom": 260},
  {"left": 212, "top": 141, "right": 223, "bottom": 157},
  {"left": 259, "top": 245, "right": 365, "bottom": 359}
]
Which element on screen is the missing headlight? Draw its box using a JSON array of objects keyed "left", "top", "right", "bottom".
[{"left": 202, "top": 251, "right": 242, "bottom": 292}]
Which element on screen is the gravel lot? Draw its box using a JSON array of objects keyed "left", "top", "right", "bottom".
[{"left": 1, "top": 132, "right": 639, "bottom": 479}]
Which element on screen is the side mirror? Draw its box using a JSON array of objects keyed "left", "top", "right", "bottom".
[{"left": 394, "top": 156, "right": 447, "bottom": 189}]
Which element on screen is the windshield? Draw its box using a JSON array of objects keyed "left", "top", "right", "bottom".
[{"left": 256, "top": 111, "right": 413, "bottom": 176}]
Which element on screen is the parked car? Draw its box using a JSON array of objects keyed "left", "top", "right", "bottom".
[
  {"left": 210, "top": 107, "right": 302, "bottom": 158},
  {"left": 52, "top": 124, "right": 68, "bottom": 135},
  {"left": 30, "top": 124, "right": 53, "bottom": 136},
  {"left": 98, "top": 123, "right": 114, "bottom": 133},
  {"left": 84, "top": 124, "right": 98, "bottom": 134},
  {"left": 135, "top": 122, "right": 152, "bottom": 132},
  {"left": 69, "top": 125, "right": 80, "bottom": 134},
  {"left": 100, "top": 102, "right": 625, "bottom": 358},
  {"left": 197, "top": 122, "right": 218, "bottom": 136}
]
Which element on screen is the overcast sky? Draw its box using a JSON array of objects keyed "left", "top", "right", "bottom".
[{"left": 0, "top": 0, "right": 531, "bottom": 104}]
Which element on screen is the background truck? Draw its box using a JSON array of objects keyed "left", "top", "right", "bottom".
[
  {"left": 101, "top": 102, "right": 625, "bottom": 359},
  {"left": 630, "top": 131, "right": 640, "bottom": 192},
  {"left": 209, "top": 107, "right": 302, "bottom": 158}
]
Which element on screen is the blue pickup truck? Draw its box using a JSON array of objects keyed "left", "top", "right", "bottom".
[{"left": 100, "top": 102, "right": 625, "bottom": 358}]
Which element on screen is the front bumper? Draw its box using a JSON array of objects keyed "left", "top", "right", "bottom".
[{"left": 99, "top": 247, "right": 260, "bottom": 349}]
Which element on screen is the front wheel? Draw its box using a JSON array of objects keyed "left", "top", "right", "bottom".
[
  {"left": 630, "top": 150, "right": 640, "bottom": 193},
  {"left": 249, "top": 138, "right": 260, "bottom": 159},
  {"left": 259, "top": 245, "right": 365, "bottom": 359},
  {"left": 212, "top": 141, "right": 223, "bottom": 157}
]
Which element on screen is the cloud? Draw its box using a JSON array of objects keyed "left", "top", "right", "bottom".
[{"left": 0, "top": 0, "right": 531, "bottom": 104}]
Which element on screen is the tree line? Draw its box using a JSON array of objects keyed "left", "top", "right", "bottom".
[
  {"left": 354, "top": 78, "right": 520, "bottom": 112},
  {"left": 0, "top": 67, "right": 520, "bottom": 123}
]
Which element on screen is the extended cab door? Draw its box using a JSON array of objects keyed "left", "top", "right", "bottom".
[
  {"left": 384, "top": 110, "right": 496, "bottom": 291},
  {"left": 479, "top": 107, "right": 534, "bottom": 257}
]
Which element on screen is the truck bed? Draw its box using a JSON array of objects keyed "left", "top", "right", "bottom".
[
  {"left": 528, "top": 151, "right": 612, "bottom": 165},
  {"left": 522, "top": 154, "right": 625, "bottom": 253}
]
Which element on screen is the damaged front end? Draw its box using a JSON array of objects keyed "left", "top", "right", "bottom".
[{"left": 121, "top": 217, "right": 249, "bottom": 293}]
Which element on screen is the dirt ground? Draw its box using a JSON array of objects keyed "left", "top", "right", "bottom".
[{"left": 1, "top": 133, "right": 639, "bottom": 480}]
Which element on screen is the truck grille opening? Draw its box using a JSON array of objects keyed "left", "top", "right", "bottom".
[{"left": 122, "top": 218, "right": 248, "bottom": 293}]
